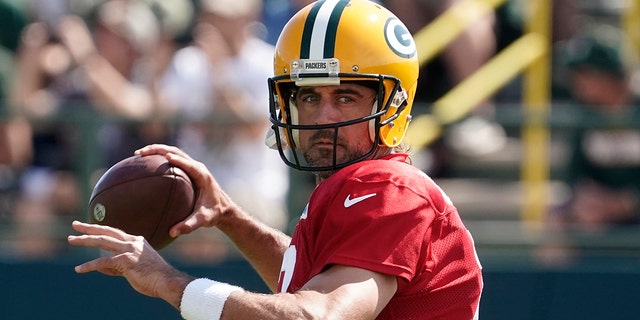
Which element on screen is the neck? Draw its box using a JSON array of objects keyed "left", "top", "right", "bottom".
[{"left": 312, "top": 145, "right": 400, "bottom": 184}]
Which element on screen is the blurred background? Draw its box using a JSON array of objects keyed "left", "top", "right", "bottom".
[{"left": 1, "top": 0, "right": 640, "bottom": 319}]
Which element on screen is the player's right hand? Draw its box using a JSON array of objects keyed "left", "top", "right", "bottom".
[{"left": 68, "top": 221, "right": 193, "bottom": 309}]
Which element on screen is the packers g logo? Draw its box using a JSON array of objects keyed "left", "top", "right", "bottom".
[{"left": 384, "top": 18, "right": 416, "bottom": 58}]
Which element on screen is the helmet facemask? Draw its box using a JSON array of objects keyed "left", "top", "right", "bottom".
[{"left": 267, "top": 73, "right": 407, "bottom": 172}]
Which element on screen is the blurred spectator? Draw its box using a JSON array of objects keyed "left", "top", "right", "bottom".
[
  {"left": 69, "top": 0, "right": 175, "bottom": 165},
  {"left": 549, "top": 25, "right": 640, "bottom": 233},
  {"left": 383, "top": 0, "right": 496, "bottom": 104},
  {"left": 381, "top": 0, "right": 502, "bottom": 176},
  {"left": 142, "top": 0, "right": 195, "bottom": 94},
  {"left": 0, "top": 0, "right": 27, "bottom": 98},
  {"left": 158, "top": 0, "right": 289, "bottom": 262},
  {"left": 6, "top": 9, "right": 71, "bottom": 259},
  {"left": 0, "top": 0, "right": 59, "bottom": 259},
  {"left": 0, "top": 0, "right": 30, "bottom": 216},
  {"left": 8, "top": 0, "right": 176, "bottom": 259},
  {"left": 495, "top": 0, "right": 581, "bottom": 103}
]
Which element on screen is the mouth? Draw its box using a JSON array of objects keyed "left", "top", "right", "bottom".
[
  {"left": 310, "top": 138, "right": 335, "bottom": 149},
  {"left": 306, "top": 139, "right": 338, "bottom": 160}
]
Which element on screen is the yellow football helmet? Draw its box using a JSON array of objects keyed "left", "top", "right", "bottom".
[{"left": 267, "top": 0, "right": 419, "bottom": 171}]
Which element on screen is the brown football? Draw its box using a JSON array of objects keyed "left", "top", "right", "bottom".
[{"left": 88, "top": 154, "right": 196, "bottom": 250}]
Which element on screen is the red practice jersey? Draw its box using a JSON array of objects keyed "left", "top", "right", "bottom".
[{"left": 277, "top": 154, "right": 483, "bottom": 319}]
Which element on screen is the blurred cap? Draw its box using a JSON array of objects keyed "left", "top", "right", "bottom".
[
  {"left": 561, "top": 25, "right": 630, "bottom": 77},
  {"left": 199, "top": 0, "right": 262, "bottom": 18},
  {"left": 143, "top": 0, "right": 195, "bottom": 37},
  {"left": 97, "top": 0, "right": 160, "bottom": 53}
]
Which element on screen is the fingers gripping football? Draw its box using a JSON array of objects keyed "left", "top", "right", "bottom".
[{"left": 136, "top": 145, "right": 238, "bottom": 236}]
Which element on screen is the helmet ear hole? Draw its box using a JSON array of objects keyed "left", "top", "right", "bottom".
[
  {"left": 368, "top": 99, "right": 378, "bottom": 143},
  {"left": 378, "top": 82, "right": 410, "bottom": 147},
  {"left": 288, "top": 97, "right": 300, "bottom": 146}
]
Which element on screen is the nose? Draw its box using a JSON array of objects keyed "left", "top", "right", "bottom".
[{"left": 314, "top": 98, "right": 341, "bottom": 125}]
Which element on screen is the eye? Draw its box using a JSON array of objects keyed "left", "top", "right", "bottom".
[
  {"left": 298, "top": 92, "right": 319, "bottom": 104},
  {"left": 304, "top": 95, "right": 319, "bottom": 103},
  {"left": 337, "top": 96, "right": 356, "bottom": 104}
]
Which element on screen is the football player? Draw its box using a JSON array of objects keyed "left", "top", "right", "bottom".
[{"left": 68, "top": 0, "right": 483, "bottom": 319}]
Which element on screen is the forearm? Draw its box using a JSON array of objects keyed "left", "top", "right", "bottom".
[
  {"left": 221, "top": 290, "right": 327, "bottom": 320},
  {"left": 81, "top": 55, "right": 154, "bottom": 120},
  {"left": 217, "top": 209, "right": 291, "bottom": 292},
  {"left": 180, "top": 265, "right": 393, "bottom": 320},
  {"left": 157, "top": 268, "right": 196, "bottom": 310},
  {"left": 182, "top": 283, "right": 340, "bottom": 320}
]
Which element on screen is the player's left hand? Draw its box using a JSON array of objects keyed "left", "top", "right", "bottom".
[
  {"left": 68, "top": 221, "right": 192, "bottom": 309},
  {"left": 135, "top": 144, "right": 239, "bottom": 237}
]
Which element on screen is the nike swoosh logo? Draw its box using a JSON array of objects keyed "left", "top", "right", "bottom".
[{"left": 344, "top": 193, "right": 377, "bottom": 208}]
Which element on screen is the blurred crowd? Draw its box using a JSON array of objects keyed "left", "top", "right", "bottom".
[
  {"left": 0, "top": 0, "right": 638, "bottom": 265},
  {"left": 0, "top": 0, "right": 292, "bottom": 262}
]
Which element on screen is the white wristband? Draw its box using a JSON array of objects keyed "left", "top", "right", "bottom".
[{"left": 180, "top": 278, "right": 243, "bottom": 320}]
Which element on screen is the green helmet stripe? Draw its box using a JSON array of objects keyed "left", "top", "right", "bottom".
[
  {"left": 299, "top": 0, "right": 349, "bottom": 59},
  {"left": 300, "top": 1, "right": 323, "bottom": 59},
  {"left": 324, "top": 0, "right": 348, "bottom": 58}
]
